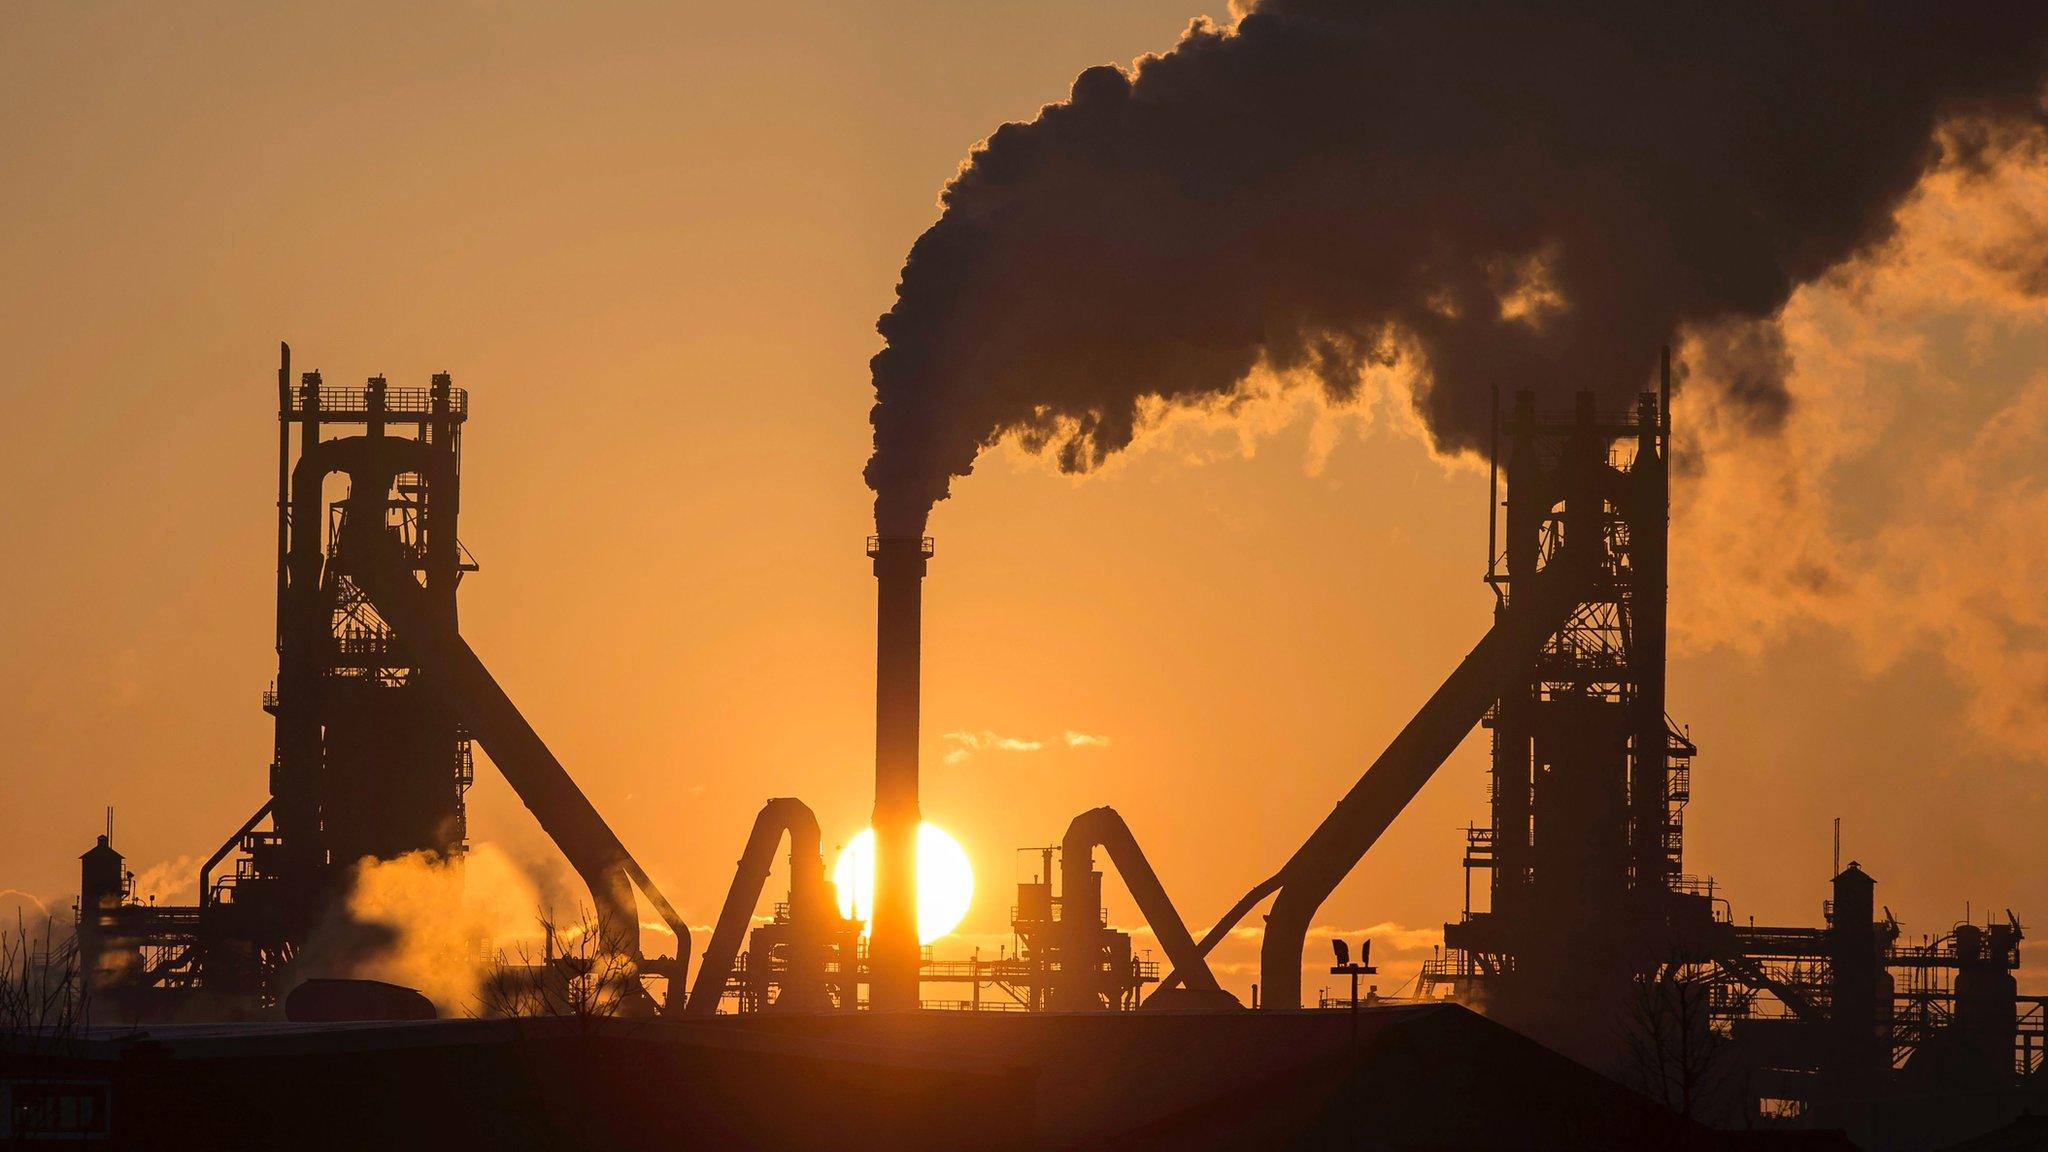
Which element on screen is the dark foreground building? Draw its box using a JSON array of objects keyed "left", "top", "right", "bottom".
[{"left": 2, "top": 1005, "right": 1731, "bottom": 1150}]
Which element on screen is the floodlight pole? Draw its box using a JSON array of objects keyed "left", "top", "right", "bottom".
[{"left": 1329, "top": 939, "right": 1376, "bottom": 1047}]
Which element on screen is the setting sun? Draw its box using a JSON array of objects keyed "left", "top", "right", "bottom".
[{"left": 832, "top": 823, "right": 973, "bottom": 945}]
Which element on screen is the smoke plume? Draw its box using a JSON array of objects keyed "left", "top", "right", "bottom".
[
  {"left": 1675, "top": 132, "right": 2048, "bottom": 764},
  {"left": 866, "top": 0, "right": 2048, "bottom": 534}
]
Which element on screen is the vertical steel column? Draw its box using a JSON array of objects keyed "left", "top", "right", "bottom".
[
  {"left": 1629, "top": 384, "right": 1670, "bottom": 889},
  {"left": 274, "top": 371, "right": 326, "bottom": 877},
  {"left": 426, "top": 373, "right": 460, "bottom": 617},
  {"left": 274, "top": 343, "right": 291, "bottom": 655},
  {"left": 1492, "top": 392, "right": 1541, "bottom": 913}
]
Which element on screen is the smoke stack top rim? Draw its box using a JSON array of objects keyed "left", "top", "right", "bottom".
[{"left": 867, "top": 534, "right": 935, "bottom": 559}]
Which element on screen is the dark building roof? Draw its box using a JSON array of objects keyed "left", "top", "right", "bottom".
[
  {"left": 3, "top": 1004, "right": 1743, "bottom": 1150},
  {"left": 1943, "top": 1112, "right": 2048, "bottom": 1151},
  {"left": 78, "top": 834, "right": 121, "bottom": 865}
]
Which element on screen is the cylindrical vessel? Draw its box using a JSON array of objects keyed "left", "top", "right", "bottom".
[{"left": 868, "top": 534, "right": 932, "bottom": 1011}]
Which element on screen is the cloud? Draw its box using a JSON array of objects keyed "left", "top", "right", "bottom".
[
  {"left": 941, "top": 729, "right": 1047, "bottom": 765},
  {"left": 1213, "top": 921, "right": 1439, "bottom": 954},
  {"left": 941, "top": 728, "right": 1113, "bottom": 763},
  {"left": 0, "top": 890, "right": 56, "bottom": 942},
  {"left": 1190, "top": 920, "right": 1448, "bottom": 997},
  {"left": 1305, "top": 921, "right": 1444, "bottom": 956},
  {"left": 1674, "top": 133, "right": 2048, "bottom": 764},
  {"left": 940, "top": 729, "right": 1114, "bottom": 765}
]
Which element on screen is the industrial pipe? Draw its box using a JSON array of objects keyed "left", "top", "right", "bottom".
[
  {"left": 1052, "top": 807, "right": 1233, "bottom": 1011},
  {"left": 868, "top": 534, "right": 931, "bottom": 1012},
  {"left": 688, "top": 798, "right": 832, "bottom": 1014}
]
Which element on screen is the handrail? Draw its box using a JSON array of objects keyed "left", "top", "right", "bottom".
[
  {"left": 286, "top": 385, "right": 468, "bottom": 418},
  {"left": 865, "top": 534, "right": 934, "bottom": 556}
]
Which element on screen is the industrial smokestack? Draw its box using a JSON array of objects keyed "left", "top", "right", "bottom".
[{"left": 868, "top": 533, "right": 932, "bottom": 1011}]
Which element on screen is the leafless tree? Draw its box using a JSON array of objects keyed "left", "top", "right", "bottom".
[
  {"left": 472, "top": 905, "right": 637, "bottom": 1030},
  {"left": 1620, "top": 949, "right": 1733, "bottom": 1124},
  {"left": 0, "top": 911, "right": 90, "bottom": 1044},
  {"left": 469, "top": 904, "right": 645, "bottom": 1146},
  {"left": 1, "top": 911, "right": 96, "bottom": 1141}
]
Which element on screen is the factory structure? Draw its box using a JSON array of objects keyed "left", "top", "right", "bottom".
[
  {"left": 47, "top": 345, "right": 2048, "bottom": 1146},
  {"left": 74, "top": 347, "right": 689, "bottom": 1017}
]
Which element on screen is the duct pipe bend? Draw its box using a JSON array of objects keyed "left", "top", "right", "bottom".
[
  {"left": 291, "top": 435, "right": 433, "bottom": 563},
  {"left": 279, "top": 436, "right": 432, "bottom": 689},
  {"left": 332, "top": 502, "right": 687, "bottom": 974},
  {"left": 279, "top": 435, "right": 434, "bottom": 723},
  {"left": 1055, "top": 807, "right": 1235, "bottom": 1011},
  {"left": 1256, "top": 544, "right": 1600, "bottom": 1009},
  {"left": 687, "top": 798, "right": 831, "bottom": 1014}
]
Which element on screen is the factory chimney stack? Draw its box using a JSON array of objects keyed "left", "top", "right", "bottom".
[{"left": 868, "top": 534, "right": 933, "bottom": 1011}]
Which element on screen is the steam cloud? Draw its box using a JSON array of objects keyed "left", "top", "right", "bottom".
[
  {"left": 296, "top": 842, "right": 548, "bottom": 1013},
  {"left": 1676, "top": 136, "right": 2048, "bottom": 764},
  {"left": 866, "top": 0, "right": 2048, "bottom": 534}
]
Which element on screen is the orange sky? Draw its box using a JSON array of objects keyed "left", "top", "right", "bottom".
[{"left": 5, "top": 2, "right": 2047, "bottom": 1004}]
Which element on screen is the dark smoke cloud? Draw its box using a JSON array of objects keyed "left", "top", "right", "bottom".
[{"left": 866, "top": 1, "right": 2048, "bottom": 534}]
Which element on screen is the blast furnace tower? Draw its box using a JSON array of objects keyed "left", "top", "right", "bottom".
[
  {"left": 1439, "top": 383, "right": 1715, "bottom": 1053},
  {"left": 198, "top": 349, "right": 477, "bottom": 997}
]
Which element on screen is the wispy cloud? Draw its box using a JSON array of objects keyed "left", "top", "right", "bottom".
[
  {"left": 949, "top": 731, "right": 1045, "bottom": 753},
  {"left": 1207, "top": 920, "right": 1441, "bottom": 955},
  {"left": 1189, "top": 920, "right": 1447, "bottom": 1000},
  {"left": 0, "top": 889, "right": 51, "bottom": 918},
  {"left": 940, "top": 728, "right": 1111, "bottom": 764},
  {"left": 1306, "top": 921, "right": 1444, "bottom": 955},
  {"left": 942, "top": 730, "right": 1045, "bottom": 765}
]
